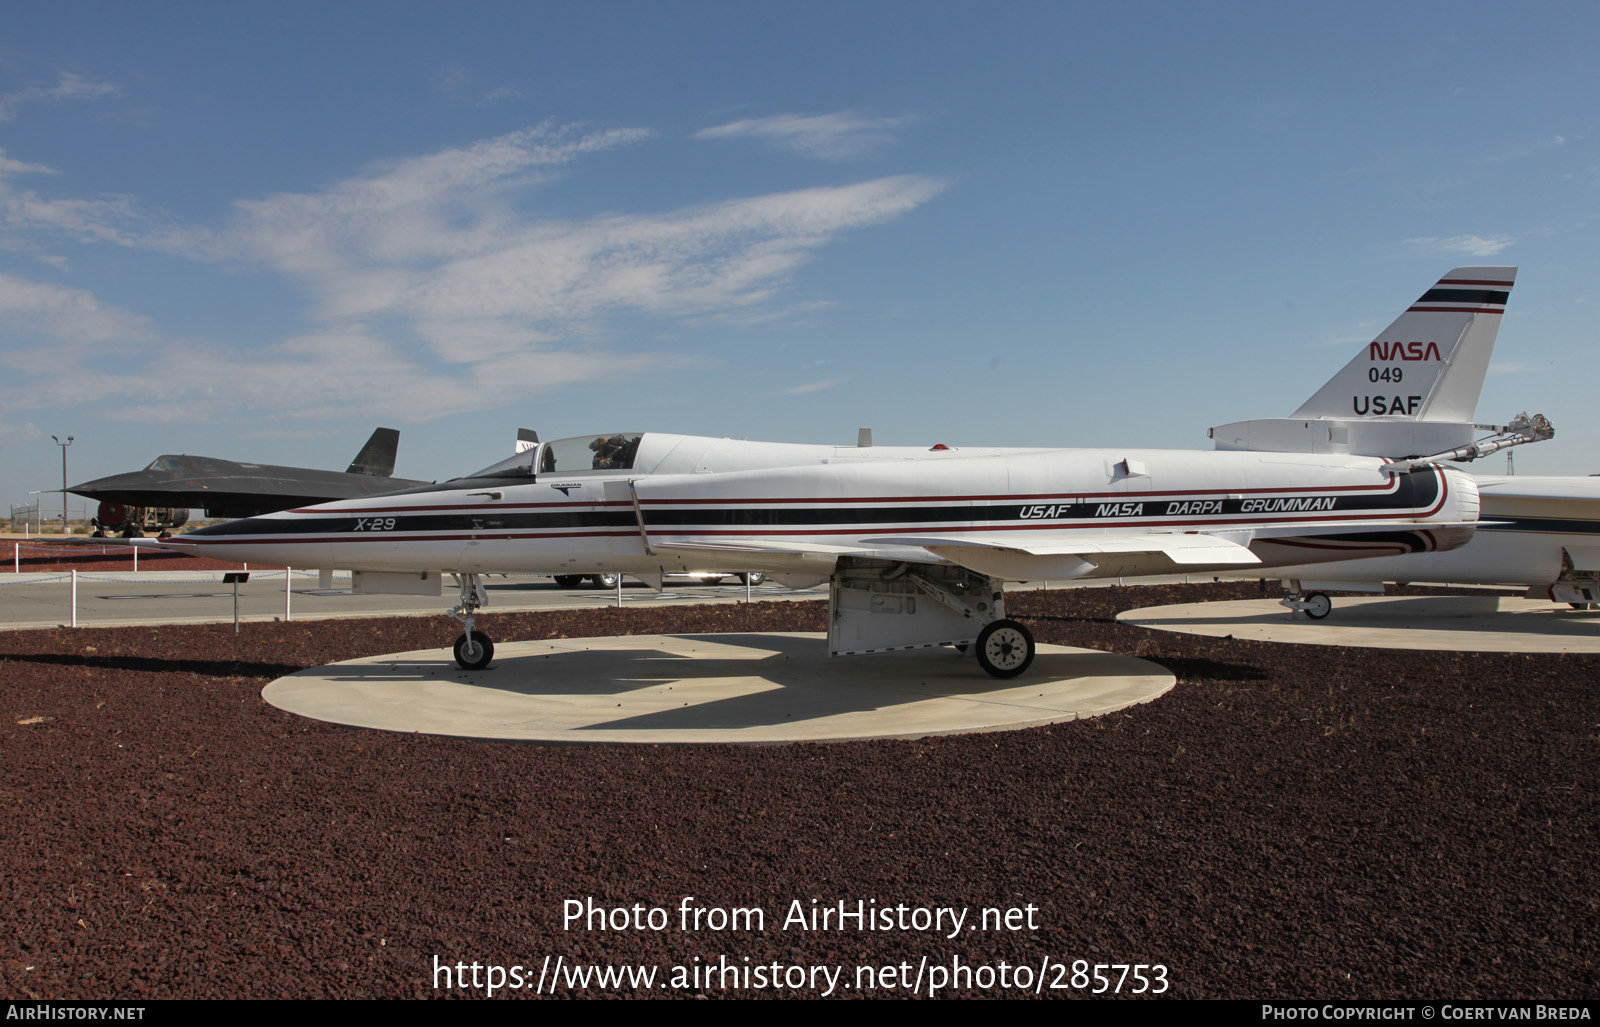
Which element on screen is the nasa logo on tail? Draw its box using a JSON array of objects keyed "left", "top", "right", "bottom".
[{"left": 1369, "top": 340, "right": 1442, "bottom": 363}]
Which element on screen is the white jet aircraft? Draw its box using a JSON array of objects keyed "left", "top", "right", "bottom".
[
  {"left": 1210, "top": 265, "right": 1600, "bottom": 616},
  {"left": 157, "top": 431, "right": 1480, "bottom": 676}
]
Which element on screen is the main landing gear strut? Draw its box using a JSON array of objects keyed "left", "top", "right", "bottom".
[
  {"left": 1280, "top": 581, "right": 1333, "bottom": 620},
  {"left": 450, "top": 573, "right": 494, "bottom": 670},
  {"left": 832, "top": 559, "right": 1037, "bottom": 679},
  {"left": 906, "top": 569, "right": 1036, "bottom": 678}
]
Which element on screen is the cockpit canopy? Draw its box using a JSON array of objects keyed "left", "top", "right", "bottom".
[
  {"left": 541, "top": 433, "right": 642, "bottom": 473},
  {"left": 143, "top": 455, "right": 219, "bottom": 475},
  {"left": 460, "top": 450, "right": 536, "bottom": 480},
  {"left": 460, "top": 432, "right": 644, "bottom": 480}
]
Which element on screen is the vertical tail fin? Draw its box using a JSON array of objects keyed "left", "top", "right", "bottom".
[
  {"left": 1211, "top": 266, "right": 1518, "bottom": 457},
  {"left": 346, "top": 428, "right": 400, "bottom": 477},
  {"left": 1291, "top": 266, "right": 1516, "bottom": 421}
]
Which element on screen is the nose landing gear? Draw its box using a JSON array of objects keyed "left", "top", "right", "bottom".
[
  {"left": 454, "top": 630, "right": 494, "bottom": 670},
  {"left": 450, "top": 573, "right": 494, "bottom": 669}
]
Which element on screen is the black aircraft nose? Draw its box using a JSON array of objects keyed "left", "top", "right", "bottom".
[{"left": 69, "top": 472, "right": 146, "bottom": 497}]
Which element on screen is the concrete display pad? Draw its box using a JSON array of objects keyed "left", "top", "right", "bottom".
[
  {"left": 262, "top": 632, "right": 1176, "bottom": 744},
  {"left": 1118, "top": 595, "right": 1600, "bottom": 653}
]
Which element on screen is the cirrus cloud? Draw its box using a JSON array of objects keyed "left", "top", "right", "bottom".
[
  {"left": 1406, "top": 234, "right": 1515, "bottom": 257},
  {"left": 0, "top": 72, "right": 121, "bottom": 124},
  {"left": 0, "top": 121, "right": 945, "bottom": 424},
  {"left": 696, "top": 111, "right": 917, "bottom": 161}
]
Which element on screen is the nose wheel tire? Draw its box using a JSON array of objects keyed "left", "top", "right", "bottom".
[
  {"left": 975, "top": 619, "right": 1035, "bottom": 679},
  {"left": 1303, "top": 592, "right": 1332, "bottom": 619},
  {"left": 454, "top": 630, "right": 494, "bottom": 670}
]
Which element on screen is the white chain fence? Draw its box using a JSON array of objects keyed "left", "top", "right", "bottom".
[{"left": 1, "top": 564, "right": 326, "bottom": 627}]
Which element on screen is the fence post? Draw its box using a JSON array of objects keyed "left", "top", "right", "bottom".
[
  {"left": 224, "top": 572, "right": 249, "bottom": 633},
  {"left": 70, "top": 569, "right": 78, "bottom": 627},
  {"left": 285, "top": 567, "right": 292, "bottom": 622}
]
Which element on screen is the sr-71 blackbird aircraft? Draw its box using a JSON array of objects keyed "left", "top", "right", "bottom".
[
  {"left": 156, "top": 430, "right": 1481, "bottom": 677},
  {"left": 70, "top": 428, "right": 427, "bottom": 536}
]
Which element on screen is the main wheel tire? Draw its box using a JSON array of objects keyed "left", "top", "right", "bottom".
[
  {"left": 975, "top": 619, "right": 1035, "bottom": 679},
  {"left": 592, "top": 572, "right": 621, "bottom": 589},
  {"left": 737, "top": 572, "right": 766, "bottom": 586},
  {"left": 453, "top": 630, "right": 494, "bottom": 670},
  {"left": 1303, "top": 592, "right": 1333, "bottom": 619},
  {"left": 552, "top": 574, "right": 584, "bottom": 588}
]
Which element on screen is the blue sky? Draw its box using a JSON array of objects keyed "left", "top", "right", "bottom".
[{"left": 4, "top": 1, "right": 1598, "bottom": 515}]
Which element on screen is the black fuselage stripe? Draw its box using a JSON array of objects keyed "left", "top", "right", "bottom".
[{"left": 1479, "top": 517, "right": 1600, "bottom": 535}]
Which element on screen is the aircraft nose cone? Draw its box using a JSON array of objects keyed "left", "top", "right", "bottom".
[{"left": 69, "top": 471, "right": 146, "bottom": 497}]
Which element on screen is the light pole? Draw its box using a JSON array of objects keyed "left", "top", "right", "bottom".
[{"left": 51, "top": 434, "right": 73, "bottom": 532}]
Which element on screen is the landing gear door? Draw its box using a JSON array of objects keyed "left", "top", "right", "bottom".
[{"left": 607, "top": 479, "right": 649, "bottom": 557}]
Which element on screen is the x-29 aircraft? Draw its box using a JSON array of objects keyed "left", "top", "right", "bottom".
[{"left": 158, "top": 431, "right": 1481, "bottom": 677}]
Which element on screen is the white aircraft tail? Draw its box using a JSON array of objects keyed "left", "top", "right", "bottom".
[
  {"left": 1211, "top": 266, "right": 1516, "bottom": 458},
  {"left": 1292, "top": 266, "right": 1515, "bottom": 421}
]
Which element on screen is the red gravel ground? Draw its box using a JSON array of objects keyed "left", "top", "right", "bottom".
[{"left": 0, "top": 582, "right": 1595, "bottom": 1000}]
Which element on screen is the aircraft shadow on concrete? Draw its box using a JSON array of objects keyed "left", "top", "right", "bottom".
[{"left": 318, "top": 633, "right": 1154, "bottom": 734}]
